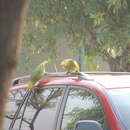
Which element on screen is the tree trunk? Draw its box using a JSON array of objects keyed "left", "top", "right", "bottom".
[
  {"left": 0, "top": 0, "right": 29, "bottom": 129},
  {"left": 107, "top": 56, "right": 130, "bottom": 72},
  {"left": 86, "top": 29, "right": 130, "bottom": 72},
  {"left": 107, "top": 57, "right": 121, "bottom": 71}
]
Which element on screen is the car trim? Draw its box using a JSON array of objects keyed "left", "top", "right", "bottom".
[{"left": 56, "top": 85, "right": 70, "bottom": 130}]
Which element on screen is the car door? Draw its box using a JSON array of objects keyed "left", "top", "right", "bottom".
[
  {"left": 58, "top": 86, "right": 111, "bottom": 130},
  {"left": 5, "top": 85, "right": 66, "bottom": 130}
]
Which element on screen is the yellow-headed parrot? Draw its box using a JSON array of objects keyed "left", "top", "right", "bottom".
[
  {"left": 28, "top": 60, "right": 50, "bottom": 89},
  {"left": 60, "top": 59, "right": 80, "bottom": 73}
]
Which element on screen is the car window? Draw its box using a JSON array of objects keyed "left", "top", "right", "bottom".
[
  {"left": 61, "top": 87, "right": 110, "bottom": 130},
  {"left": 8, "top": 87, "right": 27, "bottom": 108},
  {"left": 5, "top": 86, "right": 65, "bottom": 130},
  {"left": 5, "top": 87, "right": 28, "bottom": 126},
  {"left": 107, "top": 88, "right": 130, "bottom": 130}
]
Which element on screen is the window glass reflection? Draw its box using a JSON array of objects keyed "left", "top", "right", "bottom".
[
  {"left": 61, "top": 87, "right": 109, "bottom": 130},
  {"left": 5, "top": 86, "right": 64, "bottom": 130}
]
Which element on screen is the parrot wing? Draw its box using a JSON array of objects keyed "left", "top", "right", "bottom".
[
  {"left": 31, "top": 60, "right": 50, "bottom": 85},
  {"left": 60, "top": 59, "right": 79, "bottom": 73},
  {"left": 73, "top": 60, "right": 80, "bottom": 72}
]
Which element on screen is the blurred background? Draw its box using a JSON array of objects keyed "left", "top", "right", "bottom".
[{"left": 17, "top": 0, "right": 130, "bottom": 75}]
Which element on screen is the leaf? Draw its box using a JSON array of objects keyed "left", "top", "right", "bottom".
[{"left": 22, "top": 0, "right": 130, "bottom": 71}]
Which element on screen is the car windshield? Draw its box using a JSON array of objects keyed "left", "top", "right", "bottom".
[{"left": 107, "top": 88, "right": 130, "bottom": 130}]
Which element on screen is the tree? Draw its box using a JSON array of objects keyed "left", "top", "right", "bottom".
[
  {"left": 65, "top": 107, "right": 104, "bottom": 130},
  {"left": 6, "top": 87, "right": 63, "bottom": 129},
  {"left": 24, "top": 0, "right": 130, "bottom": 71},
  {"left": 0, "top": 0, "right": 29, "bottom": 129}
]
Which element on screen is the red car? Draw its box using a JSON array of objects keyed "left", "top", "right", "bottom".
[{"left": 5, "top": 72, "right": 130, "bottom": 130}]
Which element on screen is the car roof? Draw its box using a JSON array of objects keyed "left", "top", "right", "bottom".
[
  {"left": 12, "top": 72, "right": 130, "bottom": 90},
  {"left": 88, "top": 72, "right": 130, "bottom": 89},
  {"left": 41, "top": 72, "right": 130, "bottom": 89}
]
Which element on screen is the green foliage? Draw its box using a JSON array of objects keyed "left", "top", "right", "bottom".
[
  {"left": 65, "top": 107, "right": 103, "bottom": 130},
  {"left": 107, "top": 0, "right": 128, "bottom": 13},
  {"left": 90, "top": 12, "right": 105, "bottom": 26},
  {"left": 84, "top": 55, "right": 101, "bottom": 71},
  {"left": 23, "top": 0, "right": 130, "bottom": 71}
]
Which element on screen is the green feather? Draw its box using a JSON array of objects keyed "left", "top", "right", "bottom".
[{"left": 30, "top": 60, "right": 50, "bottom": 85}]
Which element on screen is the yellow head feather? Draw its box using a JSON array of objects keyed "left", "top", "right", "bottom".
[{"left": 60, "top": 59, "right": 79, "bottom": 72}]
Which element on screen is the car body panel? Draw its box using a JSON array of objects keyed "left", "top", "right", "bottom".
[{"left": 10, "top": 72, "right": 130, "bottom": 130}]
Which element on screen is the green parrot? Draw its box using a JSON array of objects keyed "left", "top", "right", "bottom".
[{"left": 28, "top": 59, "right": 50, "bottom": 89}]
